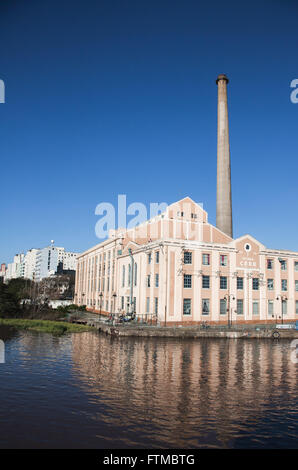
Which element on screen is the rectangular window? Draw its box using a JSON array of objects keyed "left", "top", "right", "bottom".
[
  {"left": 121, "top": 296, "right": 124, "bottom": 310},
  {"left": 128, "top": 264, "right": 131, "bottom": 287},
  {"left": 252, "top": 278, "right": 259, "bottom": 290},
  {"left": 133, "top": 297, "right": 136, "bottom": 313},
  {"left": 146, "top": 274, "right": 151, "bottom": 288},
  {"left": 280, "top": 259, "right": 287, "bottom": 271},
  {"left": 184, "top": 251, "right": 192, "bottom": 264},
  {"left": 295, "top": 280, "right": 298, "bottom": 292},
  {"left": 237, "top": 277, "right": 243, "bottom": 290},
  {"left": 146, "top": 297, "right": 150, "bottom": 313},
  {"left": 268, "top": 300, "right": 274, "bottom": 317},
  {"left": 220, "top": 255, "right": 228, "bottom": 267},
  {"left": 220, "top": 299, "right": 227, "bottom": 315},
  {"left": 295, "top": 261, "right": 298, "bottom": 272},
  {"left": 184, "top": 274, "right": 192, "bottom": 288},
  {"left": 267, "top": 259, "right": 273, "bottom": 270},
  {"left": 183, "top": 298, "right": 191, "bottom": 315},
  {"left": 282, "top": 299, "right": 287, "bottom": 316},
  {"left": 154, "top": 297, "right": 158, "bottom": 315},
  {"left": 237, "top": 299, "right": 244, "bottom": 315},
  {"left": 148, "top": 253, "right": 152, "bottom": 264},
  {"left": 267, "top": 279, "right": 274, "bottom": 290},
  {"left": 202, "top": 299, "right": 210, "bottom": 315},
  {"left": 155, "top": 273, "right": 159, "bottom": 287},
  {"left": 202, "top": 275, "right": 210, "bottom": 289},
  {"left": 155, "top": 251, "right": 159, "bottom": 264},
  {"left": 296, "top": 300, "right": 298, "bottom": 315},
  {"left": 202, "top": 254, "right": 210, "bottom": 266},
  {"left": 220, "top": 276, "right": 227, "bottom": 290},
  {"left": 253, "top": 301, "right": 259, "bottom": 315},
  {"left": 281, "top": 279, "right": 287, "bottom": 291},
  {"left": 122, "top": 265, "right": 125, "bottom": 288}
]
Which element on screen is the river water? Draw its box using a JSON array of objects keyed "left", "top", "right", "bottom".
[{"left": 0, "top": 326, "right": 297, "bottom": 448}]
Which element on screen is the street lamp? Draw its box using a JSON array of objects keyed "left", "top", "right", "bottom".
[
  {"left": 276, "top": 295, "right": 287, "bottom": 325},
  {"left": 112, "top": 292, "right": 117, "bottom": 313},
  {"left": 99, "top": 292, "right": 103, "bottom": 315},
  {"left": 224, "top": 294, "right": 235, "bottom": 328}
]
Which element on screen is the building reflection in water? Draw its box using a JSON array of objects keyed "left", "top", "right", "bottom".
[{"left": 71, "top": 333, "right": 298, "bottom": 448}]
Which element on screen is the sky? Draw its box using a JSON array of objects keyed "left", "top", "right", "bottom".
[{"left": 0, "top": 0, "right": 298, "bottom": 263}]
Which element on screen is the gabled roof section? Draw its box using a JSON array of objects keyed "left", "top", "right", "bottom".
[{"left": 230, "top": 234, "right": 266, "bottom": 250}]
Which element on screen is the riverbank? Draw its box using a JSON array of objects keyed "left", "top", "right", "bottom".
[
  {"left": 95, "top": 322, "right": 298, "bottom": 339},
  {"left": 0, "top": 318, "right": 95, "bottom": 335}
]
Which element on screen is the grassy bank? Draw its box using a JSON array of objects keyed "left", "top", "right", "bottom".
[{"left": 0, "top": 318, "right": 95, "bottom": 335}]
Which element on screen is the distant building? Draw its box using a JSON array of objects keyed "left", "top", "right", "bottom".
[
  {"left": 35, "top": 246, "right": 78, "bottom": 281},
  {"left": 5, "top": 254, "right": 25, "bottom": 280},
  {"left": 23, "top": 249, "right": 39, "bottom": 280},
  {"left": 3, "top": 245, "right": 78, "bottom": 283},
  {"left": 0, "top": 263, "right": 6, "bottom": 282}
]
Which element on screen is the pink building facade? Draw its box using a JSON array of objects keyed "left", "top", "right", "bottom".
[{"left": 75, "top": 198, "right": 298, "bottom": 325}]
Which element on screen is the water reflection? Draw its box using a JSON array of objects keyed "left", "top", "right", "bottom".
[
  {"left": 72, "top": 334, "right": 298, "bottom": 448},
  {"left": 0, "top": 329, "right": 297, "bottom": 448}
]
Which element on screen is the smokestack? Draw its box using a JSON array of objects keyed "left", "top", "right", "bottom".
[{"left": 216, "top": 74, "right": 233, "bottom": 238}]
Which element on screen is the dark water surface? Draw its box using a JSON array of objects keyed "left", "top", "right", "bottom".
[{"left": 0, "top": 326, "right": 297, "bottom": 448}]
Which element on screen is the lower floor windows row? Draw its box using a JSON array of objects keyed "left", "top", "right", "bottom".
[{"left": 183, "top": 298, "right": 298, "bottom": 316}]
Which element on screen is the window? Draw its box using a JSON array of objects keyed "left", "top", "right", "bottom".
[
  {"left": 281, "top": 279, "right": 287, "bottom": 291},
  {"left": 184, "top": 251, "right": 192, "bottom": 264},
  {"left": 155, "top": 273, "right": 159, "bottom": 288},
  {"left": 252, "top": 278, "right": 259, "bottom": 290},
  {"left": 296, "top": 300, "right": 298, "bottom": 315},
  {"left": 295, "top": 261, "right": 298, "bottom": 272},
  {"left": 220, "top": 255, "right": 228, "bottom": 267},
  {"left": 183, "top": 298, "right": 191, "bottom": 315},
  {"left": 253, "top": 301, "right": 259, "bottom": 316},
  {"left": 148, "top": 253, "right": 152, "bottom": 264},
  {"left": 146, "top": 297, "right": 150, "bottom": 313},
  {"left": 267, "top": 279, "right": 274, "bottom": 290},
  {"left": 295, "top": 280, "right": 298, "bottom": 292},
  {"left": 280, "top": 259, "right": 287, "bottom": 270},
  {"left": 220, "top": 276, "right": 227, "bottom": 290},
  {"left": 122, "top": 265, "right": 125, "bottom": 287},
  {"left": 133, "top": 297, "right": 136, "bottom": 313},
  {"left": 202, "top": 275, "right": 210, "bottom": 289},
  {"left": 191, "top": 213, "right": 197, "bottom": 219},
  {"left": 202, "top": 299, "right": 210, "bottom": 315},
  {"left": 202, "top": 254, "right": 210, "bottom": 266},
  {"left": 128, "top": 264, "right": 131, "bottom": 287},
  {"left": 237, "top": 277, "right": 243, "bottom": 290},
  {"left": 121, "top": 296, "right": 124, "bottom": 310},
  {"left": 268, "top": 300, "right": 274, "bottom": 317},
  {"left": 184, "top": 274, "right": 192, "bottom": 288},
  {"left": 154, "top": 297, "right": 158, "bottom": 315},
  {"left": 155, "top": 251, "right": 159, "bottom": 264},
  {"left": 267, "top": 259, "right": 273, "bottom": 270},
  {"left": 146, "top": 274, "right": 151, "bottom": 288},
  {"left": 237, "top": 299, "right": 244, "bottom": 315},
  {"left": 282, "top": 299, "right": 287, "bottom": 316},
  {"left": 220, "top": 299, "right": 227, "bottom": 315}
]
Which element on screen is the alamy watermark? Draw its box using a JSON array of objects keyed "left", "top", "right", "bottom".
[
  {"left": 0, "top": 79, "right": 5, "bottom": 103},
  {"left": 0, "top": 340, "right": 5, "bottom": 363},
  {"left": 95, "top": 194, "right": 203, "bottom": 241},
  {"left": 290, "top": 79, "right": 298, "bottom": 103}
]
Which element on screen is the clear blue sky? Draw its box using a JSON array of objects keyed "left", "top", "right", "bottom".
[{"left": 0, "top": 0, "right": 298, "bottom": 263}]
